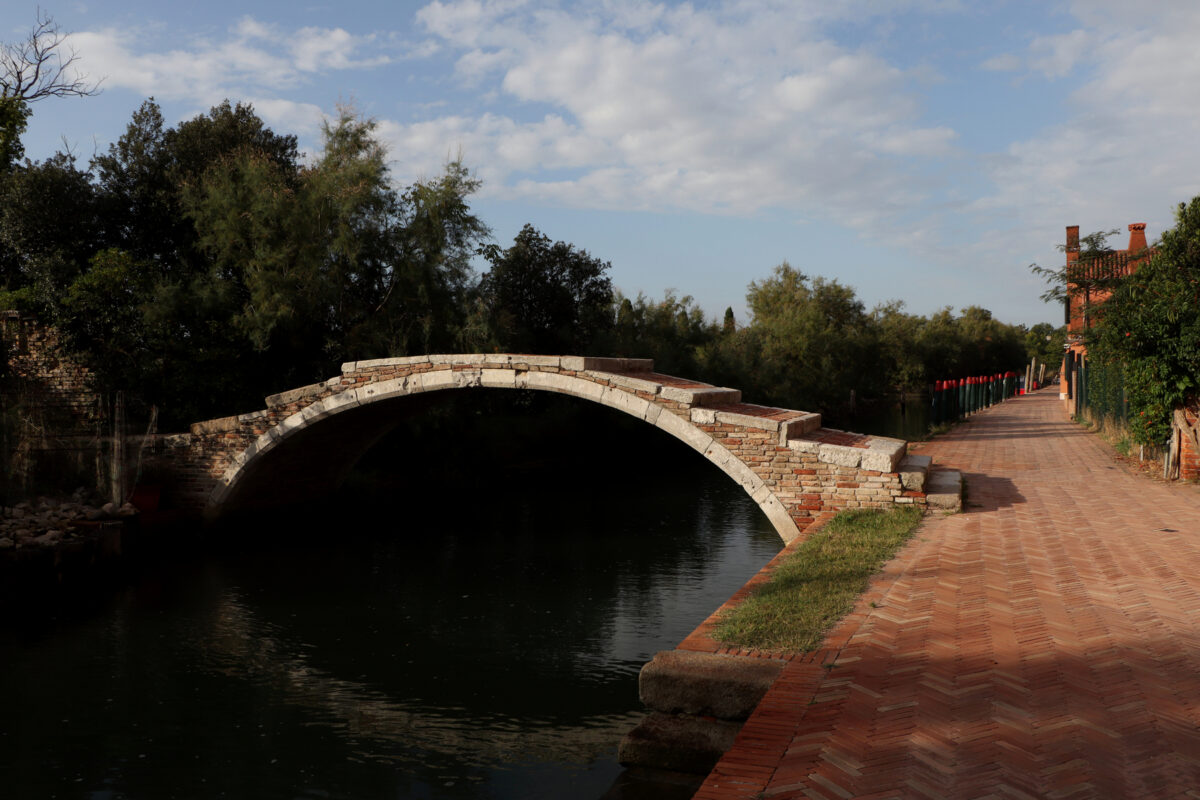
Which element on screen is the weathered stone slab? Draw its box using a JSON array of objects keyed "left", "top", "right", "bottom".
[
  {"left": 703, "top": 441, "right": 761, "bottom": 492},
  {"left": 899, "top": 454, "right": 933, "bottom": 491},
  {"left": 265, "top": 382, "right": 325, "bottom": 408},
  {"left": 818, "top": 443, "right": 862, "bottom": 468},
  {"left": 341, "top": 355, "right": 429, "bottom": 372},
  {"left": 428, "top": 353, "right": 488, "bottom": 366},
  {"left": 761, "top": 495, "right": 802, "bottom": 543},
  {"left": 639, "top": 650, "right": 784, "bottom": 720},
  {"left": 617, "top": 712, "right": 742, "bottom": 774},
  {"left": 589, "top": 370, "right": 663, "bottom": 394},
  {"left": 237, "top": 409, "right": 269, "bottom": 423},
  {"left": 692, "top": 405, "right": 793, "bottom": 432},
  {"left": 522, "top": 369, "right": 604, "bottom": 402},
  {"left": 926, "top": 469, "right": 962, "bottom": 511},
  {"left": 780, "top": 413, "right": 822, "bottom": 440},
  {"left": 562, "top": 356, "right": 654, "bottom": 372},
  {"left": 787, "top": 438, "right": 820, "bottom": 455},
  {"left": 320, "top": 386, "right": 363, "bottom": 416},
  {"left": 861, "top": 436, "right": 906, "bottom": 473},
  {"left": 660, "top": 386, "right": 741, "bottom": 406},
  {"left": 600, "top": 385, "right": 653, "bottom": 419},
  {"left": 507, "top": 355, "right": 563, "bottom": 368},
  {"left": 657, "top": 410, "right": 714, "bottom": 454},
  {"left": 355, "top": 377, "right": 411, "bottom": 403},
  {"left": 412, "top": 369, "right": 456, "bottom": 392},
  {"left": 190, "top": 415, "right": 241, "bottom": 436},
  {"left": 479, "top": 368, "right": 518, "bottom": 389}
]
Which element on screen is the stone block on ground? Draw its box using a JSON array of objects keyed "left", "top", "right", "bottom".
[
  {"left": 899, "top": 454, "right": 933, "bottom": 491},
  {"left": 926, "top": 469, "right": 962, "bottom": 511},
  {"left": 639, "top": 650, "right": 784, "bottom": 720}
]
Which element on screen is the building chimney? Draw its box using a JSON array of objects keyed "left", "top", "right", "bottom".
[
  {"left": 1066, "top": 225, "right": 1079, "bottom": 264},
  {"left": 1127, "top": 223, "right": 1147, "bottom": 253}
]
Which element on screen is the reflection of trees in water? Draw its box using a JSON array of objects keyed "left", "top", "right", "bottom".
[{"left": 197, "top": 592, "right": 642, "bottom": 769}]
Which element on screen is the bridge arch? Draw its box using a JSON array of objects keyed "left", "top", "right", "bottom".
[
  {"left": 168, "top": 355, "right": 916, "bottom": 543},
  {"left": 209, "top": 358, "right": 803, "bottom": 540}
]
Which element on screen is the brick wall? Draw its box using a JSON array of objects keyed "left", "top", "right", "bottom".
[
  {"left": 1180, "top": 403, "right": 1200, "bottom": 481},
  {"left": 0, "top": 312, "right": 104, "bottom": 500}
]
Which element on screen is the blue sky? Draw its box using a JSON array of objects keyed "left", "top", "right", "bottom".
[{"left": 7, "top": 0, "right": 1200, "bottom": 328}]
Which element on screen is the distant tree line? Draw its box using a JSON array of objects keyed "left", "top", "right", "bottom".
[{"left": 0, "top": 95, "right": 1056, "bottom": 428}]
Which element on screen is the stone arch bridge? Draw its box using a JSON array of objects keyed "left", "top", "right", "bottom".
[{"left": 152, "top": 355, "right": 946, "bottom": 542}]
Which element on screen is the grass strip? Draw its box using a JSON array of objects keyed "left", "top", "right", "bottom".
[{"left": 713, "top": 505, "right": 924, "bottom": 653}]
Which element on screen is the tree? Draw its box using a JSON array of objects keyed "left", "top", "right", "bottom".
[
  {"left": 954, "top": 306, "right": 1026, "bottom": 376},
  {"left": 92, "top": 98, "right": 300, "bottom": 272},
  {"left": 1030, "top": 228, "right": 1121, "bottom": 325},
  {"left": 1025, "top": 322, "right": 1065, "bottom": 368},
  {"left": 58, "top": 248, "right": 157, "bottom": 395},
  {"left": 872, "top": 300, "right": 927, "bottom": 391},
  {"left": 0, "top": 151, "right": 100, "bottom": 311},
  {"left": 610, "top": 290, "right": 719, "bottom": 375},
  {"left": 172, "top": 107, "right": 488, "bottom": 414},
  {"left": 732, "top": 262, "right": 885, "bottom": 413},
  {"left": 0, "top": 96, "right": 29, "bottom": 171},
  {"left": 0, "top": 11, "right": 99, "bottom": 171},
  {"left": 1091, "top": 197, "right": 1200, "bottom": 445},
  {"left": 1, "top": 10, "right": 101, "bottom": 103},
  {"left": 479, "top": 224, "right": 613, "bottom": 354}
]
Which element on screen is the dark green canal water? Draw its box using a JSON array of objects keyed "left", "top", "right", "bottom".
[{"left": 0, "top": 394, "right": 783, "bottom": 799}]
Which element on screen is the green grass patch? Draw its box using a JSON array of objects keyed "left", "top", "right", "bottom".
[{"left": 713, "top": 505, "right": 924, "bottom": 653}]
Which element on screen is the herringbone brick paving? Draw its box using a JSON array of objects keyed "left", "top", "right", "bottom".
[{"left": 697, "top": 390, "right": 1200, "bottom": 799}]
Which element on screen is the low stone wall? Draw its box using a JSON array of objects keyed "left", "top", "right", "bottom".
[{"left": 148, "top": 354, "right": 930, "bottom": 542}]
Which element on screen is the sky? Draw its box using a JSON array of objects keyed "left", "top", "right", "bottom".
[{"left": 6, "top": 0, "right": 1200, "bottom": 328}]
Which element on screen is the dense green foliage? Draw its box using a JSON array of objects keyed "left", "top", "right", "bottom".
[
  {"left": 0, "top": 99, "right": 490, "bottom": 425},
  {"left": 1089, "top": 198, "right": 1200, "bottom": 445},
  {"left": 477, "top": 224, "right": 612, "bottom": 354},
  {"left": 0, "top": 92, "right": 1044, "bottom": 429},
  {"left": 0, "top": 97, "right": 29, "bottom": 171}
]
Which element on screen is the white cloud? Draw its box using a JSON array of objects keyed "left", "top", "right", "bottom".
[
  {"left": 65, "top": 17, "right": 392, "bottom": 104},
  {"left": 1028, "top": 28, "right": 1094, "bottom": 78},
  {"left": 980, "top": 53, "right": 1020, "bottom": 72},
  {"left": 978, "top": 3, "right": 1200, "bottom": 244},
  {"left": 388, "top": 0, "right": 957, "bottom": 234}
]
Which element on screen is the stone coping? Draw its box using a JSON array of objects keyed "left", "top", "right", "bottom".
[
  {"left": 189, "top": 354, "right": 908, "bottom": 477},
  {"left": 788, "top": 429, "right": 906, "bottom": 473},
  {"left": 339, "top": 354, "right": 656, "bottom": 373}
]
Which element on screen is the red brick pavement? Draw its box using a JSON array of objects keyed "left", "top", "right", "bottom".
[{"left": 697, "top": 389, "right": 1200, "bottom": 799}]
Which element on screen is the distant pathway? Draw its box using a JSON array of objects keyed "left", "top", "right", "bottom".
[{"left": 697, "top": 389, "right": 1200, "bottom": 799}]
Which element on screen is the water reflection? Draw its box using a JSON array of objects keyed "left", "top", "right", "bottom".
[{"left": 0, "top": 397, "right": 782, "bottom": 798}]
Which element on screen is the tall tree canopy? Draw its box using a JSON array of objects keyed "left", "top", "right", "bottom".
[
  {"left": 478, "top": 224, "right": 612, "bottom": 355},
  {"left": 1090, "top": 197, "right": 1200, "bottom": 445}
]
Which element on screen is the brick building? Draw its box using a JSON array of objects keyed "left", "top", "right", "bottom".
[{"left": 1059, "top": 223, "right": 1152, "bottom": 414}]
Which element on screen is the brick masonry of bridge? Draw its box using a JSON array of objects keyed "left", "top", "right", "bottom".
[
  {"left": 148, "top": 355, "right": 948, "bottom": 541},
  {"left": 694, "top": 388, "right": 1200, "bottom": 799}
]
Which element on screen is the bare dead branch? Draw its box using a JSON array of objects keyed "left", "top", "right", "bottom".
[{"left": 1, "top": 8, "right": 101, "bottom": 103}]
